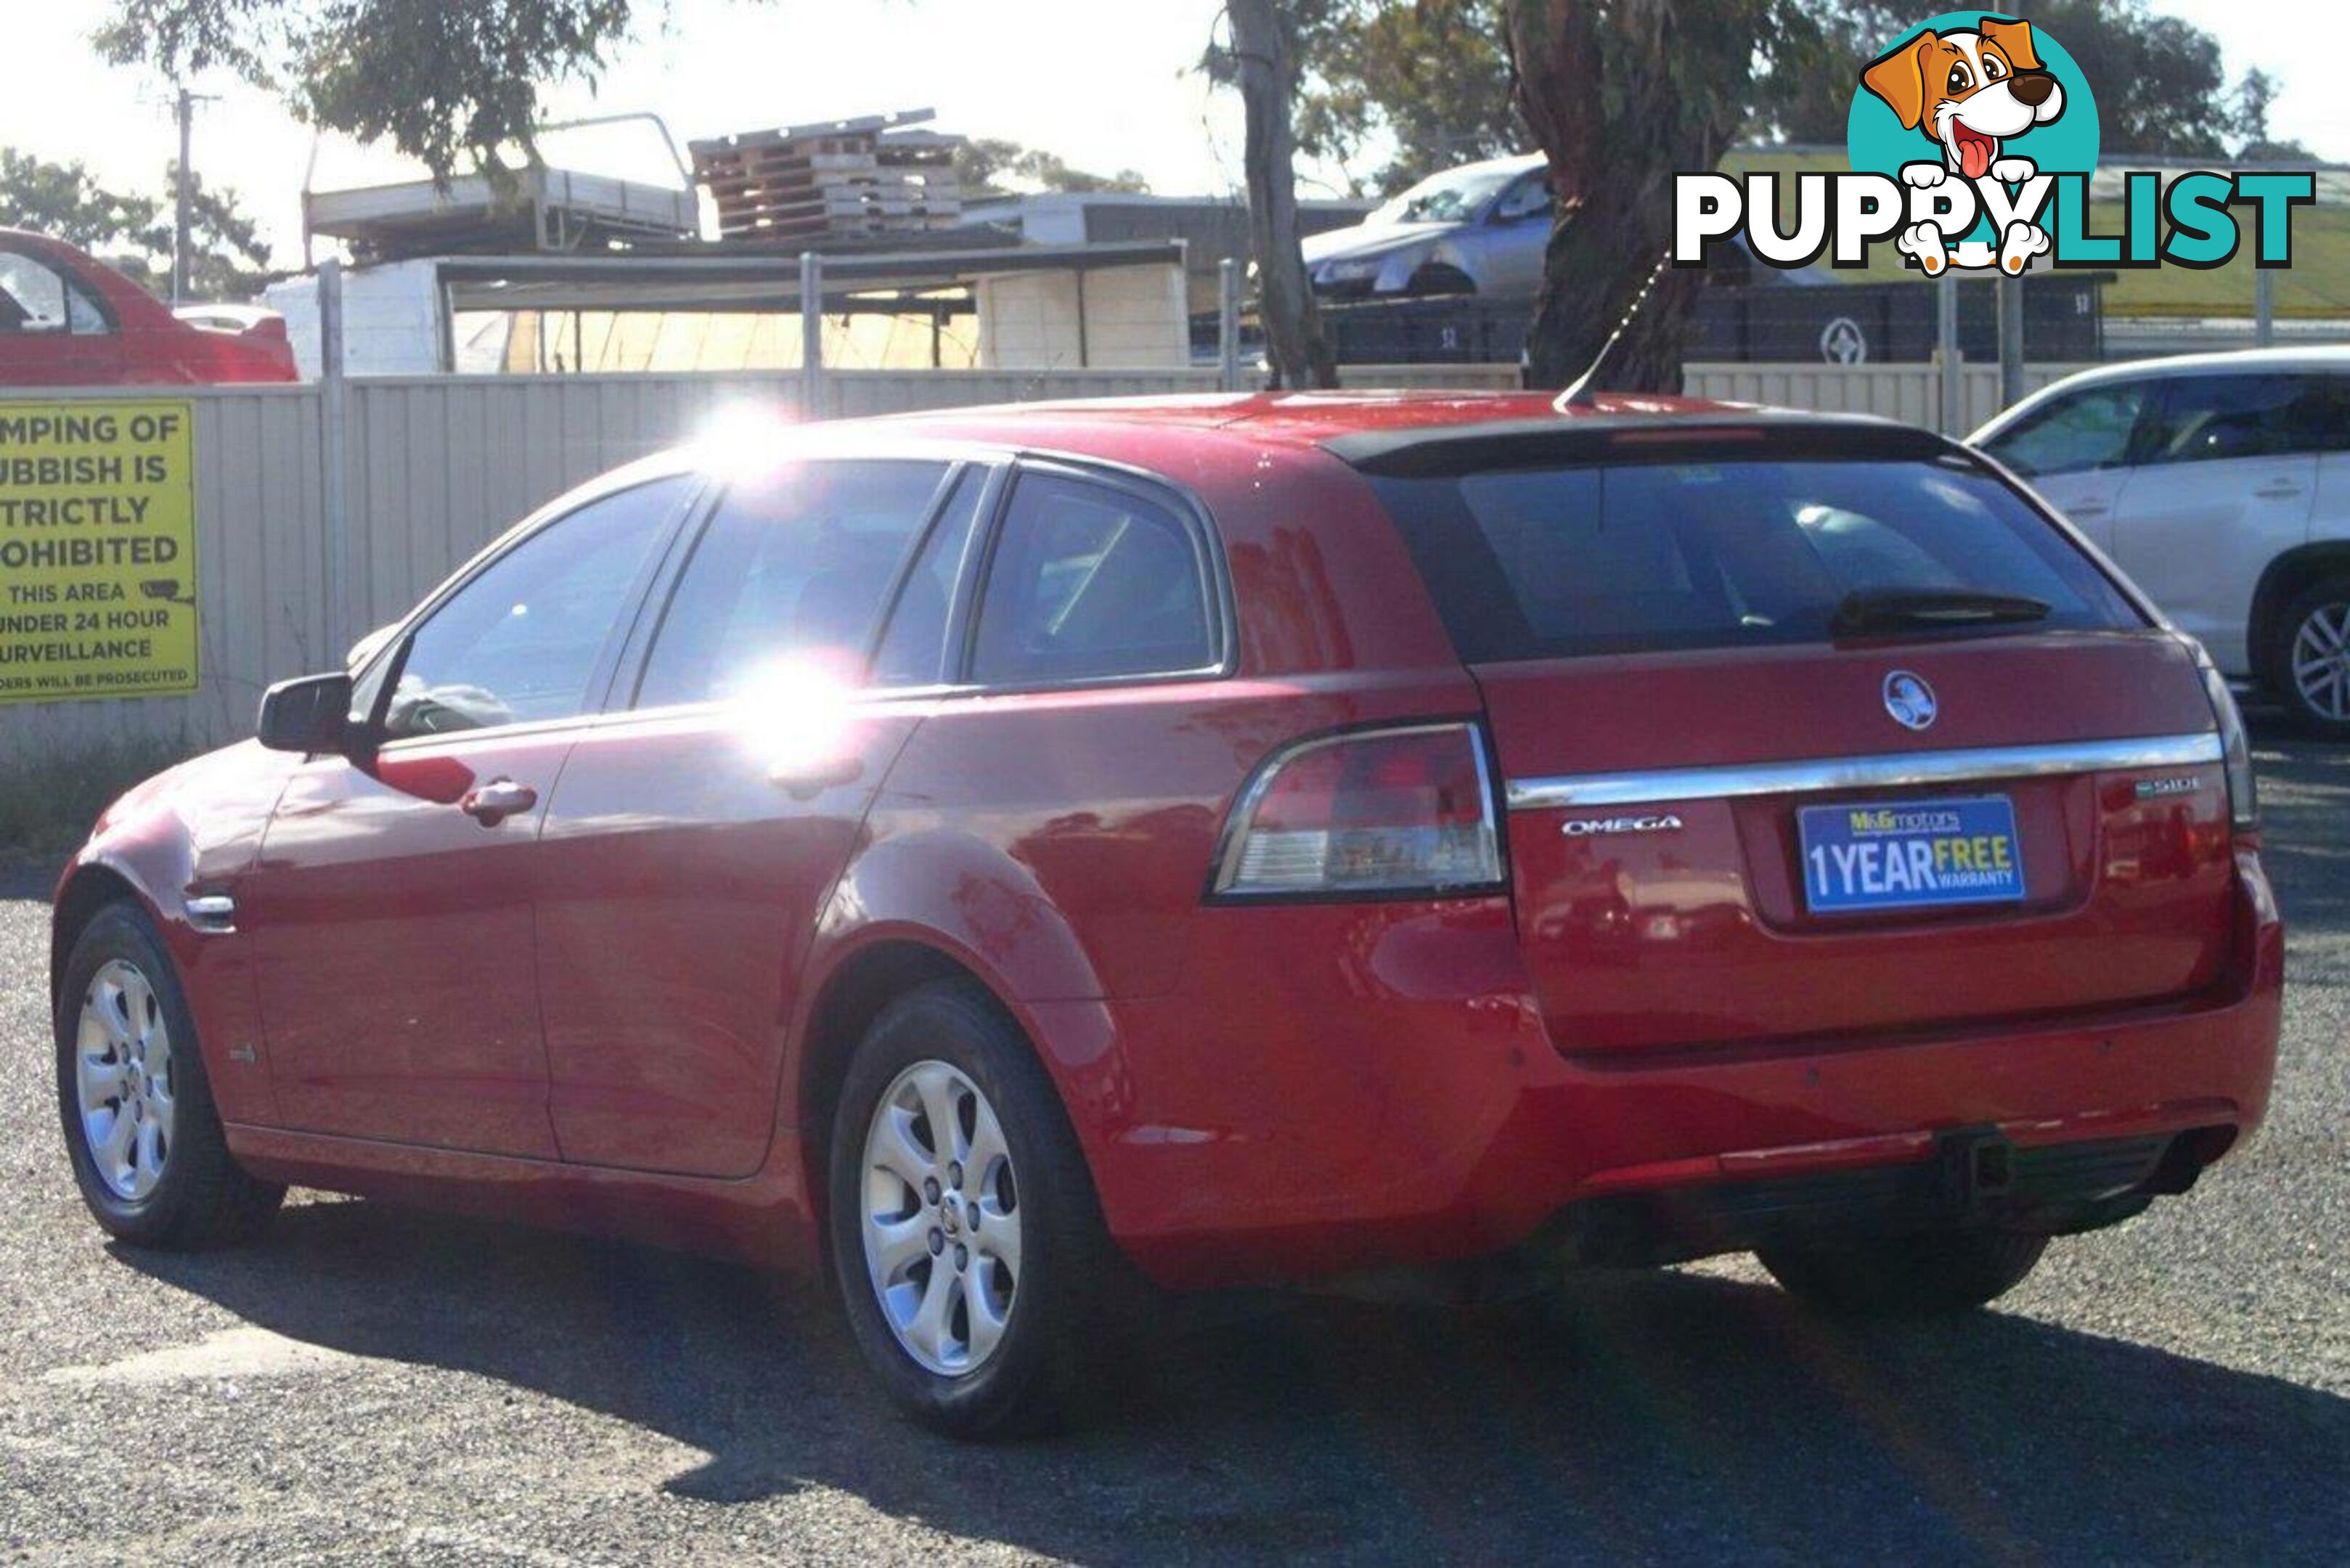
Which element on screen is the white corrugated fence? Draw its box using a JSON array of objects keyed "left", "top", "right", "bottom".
[{"left": 0, "top": 358, "right": 2058, "bottom": 764}]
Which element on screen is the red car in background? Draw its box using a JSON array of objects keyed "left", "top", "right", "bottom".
[
  {"left": 0, "top": 228, "right": 295, "bottom": 385},
  {"left": 49, "top": 392, "right": 2282, "bottom": 1437}
]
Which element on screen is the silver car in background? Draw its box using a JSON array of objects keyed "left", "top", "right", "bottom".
[
  {"left": 1971, "top": 348, "right": 2350, "bottom": 735},
  {"left": 1300, "top": 153, "right": 1554, "bottom": 300}
]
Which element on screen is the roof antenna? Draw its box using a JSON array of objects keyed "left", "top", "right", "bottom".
[{"left": 1553, "top": 248, "right": 1676, "bottom": 412}]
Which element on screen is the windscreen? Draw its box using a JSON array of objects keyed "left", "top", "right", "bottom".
[
  {"left": 1368, "top": 165, "right": 1519, "bottom": 225},
  {"left": 1374, "top": 456, "right": 2144, "bottom": 662}
]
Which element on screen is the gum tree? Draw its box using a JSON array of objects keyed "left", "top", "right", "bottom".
[
  {"left": 1503, "top": 0, "right": 1792, "bottom": 392},
  {"left": 1211, "top": 0, "right": 1337, "bottom": 388}
]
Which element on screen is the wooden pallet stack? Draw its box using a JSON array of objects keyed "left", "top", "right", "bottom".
[{"left": 692, "top": 109, "right": 966, "bottom": 243}]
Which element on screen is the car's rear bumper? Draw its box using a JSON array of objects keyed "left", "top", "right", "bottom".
[{"left": 1044, "top": 851, "right": 2284, "bottom": 1290}]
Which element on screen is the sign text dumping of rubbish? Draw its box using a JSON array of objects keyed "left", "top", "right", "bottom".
[{"left": 0, "top": 401, "right": 198, "bottom": 704}]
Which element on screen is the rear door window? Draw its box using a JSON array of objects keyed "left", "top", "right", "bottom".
[
  {"left": 969, "top": 473, "right": 1216, "bottom": 685},
  {"left": 634, "top": 460, "right": 950, "bottom": 708},
  {"left": 2140, "top": 374, "right": 2333, "bottom": 465},
  {"left": 1378, "top": 457, "right": 2142, "bottom": 662}
]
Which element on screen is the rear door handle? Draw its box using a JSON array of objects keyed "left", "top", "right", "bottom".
[
  {"left": 460, "top": 778, "right": 538, "bottom": 825},
  {"left": 770, "top": 756, "right": 864, "bottom": 799},
  {"left": 2065, "top": 501, "right": 2108, "bottom": 518},
  {"left": 2254, "top": 481, "right": 2304, "bottom": 500}
]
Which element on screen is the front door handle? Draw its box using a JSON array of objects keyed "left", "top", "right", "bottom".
[
  {"left": 2254, "top": 481, "right": 2304, "bottom": 501},
  {"left": 460, "top": 778, "right": 538, "bottom": 826}
]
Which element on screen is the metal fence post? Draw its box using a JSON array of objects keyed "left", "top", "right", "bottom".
[
  {"left": 799, "top": 251, "right": 825, "bottom": 420},
  {"left": 317, "top": 258, "right": 351, "bottom": 661},
  {"left": 1996, "top": 271, "right": 2025, "bottom": 412},
  {"left": 1936, "top": 271, "right": 1962, "bottom": 435},
  {"left": 1217, "top": 258, "right": 1241, "bottom": 393}
]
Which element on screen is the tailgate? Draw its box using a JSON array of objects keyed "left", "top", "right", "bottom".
[{"left": 1483, "top": 634, "right": 2235, "bottom": 1055}]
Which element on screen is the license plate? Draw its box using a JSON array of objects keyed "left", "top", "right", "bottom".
[{"left": 1799, "top": 796, "right": 2025, "bottom": 914}]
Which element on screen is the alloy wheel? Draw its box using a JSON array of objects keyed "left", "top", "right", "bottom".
[
  {"left": 859, "top": 1059, "right": 1022, "bottom": 1376},
  {"left": 2290, "top": 602, "right": 2350, "bottom": 723},
  {"left": 76, "top": 958, "right": 176, "bottom": 1201}
]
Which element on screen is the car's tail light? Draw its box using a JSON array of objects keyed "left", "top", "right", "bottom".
[
  {"left": 2186, "top": 638, "right": 2259, "bottom": 833},
  {"left": 1211, "top": 722, "right": 1504, "bottom": 899}
]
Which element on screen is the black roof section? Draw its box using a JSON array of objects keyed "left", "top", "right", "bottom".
[{"left": 1322, "top": 411, "right": 1960, "bottom": 478}]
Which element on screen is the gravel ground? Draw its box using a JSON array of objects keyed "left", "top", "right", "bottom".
[{"left": 1, "top": 732, "right": 2343, "bottom": 1564}]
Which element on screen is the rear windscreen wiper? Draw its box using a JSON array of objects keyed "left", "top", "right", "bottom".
[{"left": 1829, "top": 588, "right": 2052, "bottom": 637}]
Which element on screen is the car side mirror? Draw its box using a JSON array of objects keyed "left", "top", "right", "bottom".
[{"left": 257, "top": 671, "right": 356, "bottom": 754}]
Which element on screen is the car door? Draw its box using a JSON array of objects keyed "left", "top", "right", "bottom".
[
  {"left": 1469, "top": 172, "right": 1554, "bottom": 296},
  {"left": 2313, "top": 375, "right": 2350, "bottom": 545},
  {"left": 864, "top": 461, "right": 1238, "bottom": 1003},
  {"left": 1974, "top": 377, "right": 2159, "bottom": 552},
  {"left": 245, "top": 473, "right": 699, "bottom": 1156},
  {"left": 531, "top": 456, "right": 990, "bottom": 1175},
  {"left": 2105, "top": 372, "right": 2324, "bottom": 672},
  {"left": 0, "top": 246, "right": 123, "bottom": 385}
]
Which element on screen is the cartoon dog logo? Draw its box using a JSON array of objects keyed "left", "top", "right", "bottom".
[{"left": 1861, "top": 15, "right": 2065, "bottom": 276}]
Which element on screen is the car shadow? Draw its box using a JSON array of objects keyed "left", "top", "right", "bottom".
[
  {"left": 114, "top": 1199, "right": 2349, "bottom": 1562},
  {"left": 0, "top": 860, "right": 54, "bottom": 902}
]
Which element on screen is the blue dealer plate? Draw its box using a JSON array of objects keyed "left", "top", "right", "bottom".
[{"left": 1798, "top": 796, "right": 2025, "bottom": 914}]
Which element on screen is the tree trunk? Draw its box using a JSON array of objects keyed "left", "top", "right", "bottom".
[
  {"left": 1506, "top": 0, "right": 1750, "bottom": 392},
  {"left": 1227, "top": 0, "right": 1337, "bottom": 390}
]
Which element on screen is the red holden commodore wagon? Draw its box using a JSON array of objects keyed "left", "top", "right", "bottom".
[{"left": 51, "top": 392, "right": 2282, "bottom": 1436}]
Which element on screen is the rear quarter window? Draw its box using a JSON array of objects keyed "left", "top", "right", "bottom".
[
  {"left": 1375, "top": 456, "right": 2144, "bottom": 662},
  {"left": 969, "top": 472, "right": 1217, "bottom": 685}
]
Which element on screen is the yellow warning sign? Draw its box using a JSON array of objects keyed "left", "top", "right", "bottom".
[{"left": 0, "top": 401, "right": 197, "bottom": 704}]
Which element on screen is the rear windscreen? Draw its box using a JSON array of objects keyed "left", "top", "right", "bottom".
[{"left": 1374, "top": 457, "right": 2144, "bottom": 661}]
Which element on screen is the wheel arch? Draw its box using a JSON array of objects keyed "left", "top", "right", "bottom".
[
  {"left": 794, "top": 938, "right": 990, "bottom": 1167},
  {"left": 1408, "top": 253, "right": 1480, "bottom": 295},
  {"left": 51, "top": 860, "right": 153, "bottom": 1008},
  {"left": 785, "top": 920, "right": 1111, "bottom": 1224},
  {"left": 2248, "top": 544, "right": 2350, "bottom": 687}
]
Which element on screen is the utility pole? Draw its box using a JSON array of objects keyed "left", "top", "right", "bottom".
[
  {"left": 171, "top": 86, "right": 218, "bottom": 305},
  {"left": 1996, "top": 271, "right": 2025, "bottom": 411},
  {"left": 172, "top": 87, "right": 193, "bottom": 305}
]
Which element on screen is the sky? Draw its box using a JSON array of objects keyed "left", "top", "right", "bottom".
[{"left": 0, "top": 0, "right": 2341, "bottom": 269}]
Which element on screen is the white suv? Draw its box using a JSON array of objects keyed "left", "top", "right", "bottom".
[{"left": 1972, "top": 348, "right": 2350, "bottom": 734}]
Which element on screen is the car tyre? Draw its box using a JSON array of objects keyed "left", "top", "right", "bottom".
[
  {"left": 1757, "top": 1229, "right": 2047, "bottom": 1316},
  {"left": 54, "top": 903, "right": 285, "bottom": 1249},
  {"left": 826, "top": 979, "right": 1129, "bottom": 1439},
  {"left": 2270, "top": 577, "right": 2350, "bottom": 738},
  {"left": 1405, "top": 261, "right": 1477, "bottom": 297}
]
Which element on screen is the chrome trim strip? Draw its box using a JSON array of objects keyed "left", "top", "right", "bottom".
[{"left": 1506, "top": 732, "right": 2223, "bottom": 812}]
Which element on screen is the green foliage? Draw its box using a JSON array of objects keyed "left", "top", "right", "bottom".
[
  {"left": 953, "top": 139, "right": 1150, "bottom": 198},
  {"left": 1292, "top": 0, "right": 1522, "bottom": 194},
  {"left": 1312, "top": 0, "right": 2320, "bottom": 172},
  {"left": 97, "top": 0, "right": 637, "bottom": 179},
  {"left": 0, "top": 150, "right": 160, "bottom": 253},
  {"left": 0, "top": 149, "right": 271, "bottom": 301},
  {"left": 1765, "top": 1, "right": 2312, "bottom": 160},
  {"left": 2232, "top": 69, "right": 2314, "bottom": 163}
]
